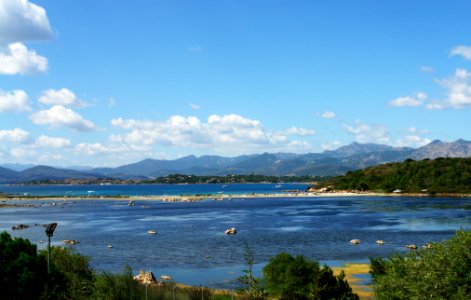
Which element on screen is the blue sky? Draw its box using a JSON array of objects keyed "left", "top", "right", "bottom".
[{"left": 1, "top": 0, "right": 471, "bottom": 167}]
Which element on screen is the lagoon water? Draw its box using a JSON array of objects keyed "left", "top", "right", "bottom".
[{"left": 1, "top": 184, "right": 471, "bottom": 289}]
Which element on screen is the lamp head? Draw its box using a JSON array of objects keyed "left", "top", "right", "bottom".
[{"left": 45, "top": 223, "right": 57, "bottom": 237}]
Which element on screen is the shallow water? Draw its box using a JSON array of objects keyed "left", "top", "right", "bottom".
[{"left": 2, "top": 190, "right": 471, "bottom": 289}]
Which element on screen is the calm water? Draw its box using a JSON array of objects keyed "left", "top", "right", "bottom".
[
  {"left": 0, "top": 183, "right": 308, "bottom": 197},
  {"left": 1, "top": 184, "right": 471, "bottom": 289}
]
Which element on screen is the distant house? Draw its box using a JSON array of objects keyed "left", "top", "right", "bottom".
[{"left": 393, "top": 189, "right": 402, "bottom": 193}]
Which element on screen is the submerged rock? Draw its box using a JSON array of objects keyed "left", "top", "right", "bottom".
[{"left": 12, "top": 224, "right": 29, "bottom": 230}]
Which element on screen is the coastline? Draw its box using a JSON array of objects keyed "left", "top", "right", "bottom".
[{"left": 1, "top": 190, "right": 471, "bottom": 203}]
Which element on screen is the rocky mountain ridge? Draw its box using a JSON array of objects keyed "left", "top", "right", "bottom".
[{"left": 0, "top": 139, "right": 470, "bottom": 183}]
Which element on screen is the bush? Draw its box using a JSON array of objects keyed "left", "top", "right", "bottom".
[
  {"left": 263, "top": 252, "right": 358, "bottom": 300},
  {"left": 93, "top": 266, "right": 141, "bottom": 300},
  {"left": 371, "top": 230, "right": 471, "bottom": 299},
  {"left": 0, "top": 231, "right": 49, "bottom": 299},
  {"left": 42, "top": 246, "right": 95, "bottom": 299}
]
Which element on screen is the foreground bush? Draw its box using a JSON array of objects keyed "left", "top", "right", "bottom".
[
  {"left": 371, "top": 230, "right": 471, "bottom": 299},
  {"left": 263, "top": 252, "right": 359, "bottom": 300},
  {"left": 0, "top": 232, "right": 49, "bottom": 299}
]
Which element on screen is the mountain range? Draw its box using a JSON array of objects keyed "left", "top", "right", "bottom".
[{"left": 1, "top": 139, "right": 471, "bottom": 184}]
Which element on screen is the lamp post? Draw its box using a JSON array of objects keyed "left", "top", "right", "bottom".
[{"left": 45, "top": 223, "right": 57, "bottom": 274}]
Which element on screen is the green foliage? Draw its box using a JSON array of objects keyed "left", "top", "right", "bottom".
[
  {"left": 371, "top": 230, "right": 471, "bottom": 299},
  {"left": 238, "top": 243, "right": 265, "bottom": 299},
  {"left": 42, "top": 247, "right": 95, "bottom": 299},
  {"left": 262, "top": 252, "right": 359, "bottom": 300},
  {"left": 93, "top": 266, "right": 141, "bottom": 300},
  {"left": 143, "top": 173, "right": 322, "bottom": 184},
  {"left": 0, "top": 231, "right": 48, "bottom": 299},
  {"left": 316, "top": 157, "right": 471, "bottom": 194}
]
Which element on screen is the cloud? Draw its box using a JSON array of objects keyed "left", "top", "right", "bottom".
[
  {"left": 321, "top": 111, "right": 336, "bottom": 119},
  {"left": 420, "top": 66, "right": 434, "bottom": 73},
  {"left": 75, "top": 143, "right": 114, "bottom": 156},
  {"left": 0, "top": 0, "right": 53, "bottom": 43},
  {"left": 111, "top": 114, "right": 314, "bottom": 154},
  {"left": 321, "top": 140, "right": 343, "bottom": 151},
  {"left": 0, "top": 42, "right": 47, "bottom": 75},
  {"left": 389, "top": 92, "right": 427, "bottom": 107},
  {"left": 427, "top": 68, "right": 471, "bottom": 110},
  {"left": 282, "top": 127, "right": 316, "bottom": 136},
  {"left": 10, "top": 147, "right": 35, "bottom": 159},
  {"left": 30, "top": 105, "right": 96, "bottom": 131},
  {"left": 450, "top": 45, "right": 471, "bottom": 60},
  {"left": 189, "top": 103, "right": 200, "bottom": 110},
  {"left": 0, "top": 128, "right": 30, "bottom": 143},
  {"left": 108, "top": 97, "right": 117, "bottom": 108},
  {"left": 188, "top": 46, "right": 203, "bottom": 52},
  {"left": 34, "top": 135, "right": 71, "bottom": 148},
  {"left": 395, "top": 135, "right": 431, "bottom": 148},
  {"left": 39, "top": 88, "right": 85, "bottom": 107},
  {"left": 343, "top": 121, "right": 390, "bottom": 144},
  {"left": 0, "top": 89, "right": 32, "bottom": 112}
]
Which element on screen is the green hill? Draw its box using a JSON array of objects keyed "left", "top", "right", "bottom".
[{"left": 314, "top": 157, "right": 471, "bottom": 194}]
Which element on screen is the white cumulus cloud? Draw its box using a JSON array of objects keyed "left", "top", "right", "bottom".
[
  {"left": 0, "top": 0, "right": 53, "bottom": 43},
  {"left": 321, "top": 111, "right": 336, "bottom": 119},
  {"left": 0, "top": 89, "right": 31, "bottom": 112},
  {"left": 450, "top": 45, "right": 471, "bottom": 61},
  {"left": 282, "top": 127, "right": 316, "bottom": 136},
  {"left": 39, "top": 88, "right": 85, "bottom": 107},
  {"left": 34, "top": 135, "right": 71, "bottom": 148},
  {"left": 321, "top": 140, "right": 343, "bottom": 151},
  {"left": 389, "top": 92, "right": 427, "bottom": 107},
  {"left": 111, "top": 114, "right": 314, "bottom": 154},
  {"left": 0, "top": 42, "right": 47, "bottom": 75},
  {"left": 75, "top": 143, "right": 114, "bottom": 156},
  {"left": 0, "top": 128, "right": 30, "bottom": 143},
  {"left": 30, "top": 105, "right": 96, "bottom": 131},
  {"left": 189, "top": 103, "right": 200, "bottom": 110},
  {"left": 343, "top": 121, "right": 390, "bottom": 144},
  {"left": 426, "top": 68, "right": 471, "bottom": 110},
  {"left": 395, "top": 135, "right": 431, "bottom": 148}
]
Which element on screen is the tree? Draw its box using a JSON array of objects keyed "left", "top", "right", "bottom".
[
  {"left": 238, "top": 243, "right": 265, "bottom": 299},
  {"left": 263, "top": 252, "right": 358, "bottom": 300},
  {"left": 0, "top": 231, "right": 48, "bottom": 299},
  {"left": 371, "top": 230, "right": 471, "bottom": 299},
  {"left": 42, "top": 246, "right": 95, "bottom": 299}
]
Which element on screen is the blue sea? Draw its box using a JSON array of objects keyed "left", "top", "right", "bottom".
[{"left": 1, "top": 183, "right": 471, "bottom": 289}]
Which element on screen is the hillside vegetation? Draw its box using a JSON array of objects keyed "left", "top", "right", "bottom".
[{"left": 315, "top": 157, "right": 471, "bottom": 194}]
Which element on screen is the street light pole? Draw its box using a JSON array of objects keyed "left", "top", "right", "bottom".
[{"left": 45, "top": 223, "right": 57, "bottom": 274}]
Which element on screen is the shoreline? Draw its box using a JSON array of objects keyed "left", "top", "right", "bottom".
[{"left": 1, "top": 191, "right": 471, "bottom": 203}]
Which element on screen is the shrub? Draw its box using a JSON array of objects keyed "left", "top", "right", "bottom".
[
  {"left": 263, "top": 252, "right": 358, "bottom": 300},
  {"left": 371, "top": 230, "right": 471, "bottom": 299}
]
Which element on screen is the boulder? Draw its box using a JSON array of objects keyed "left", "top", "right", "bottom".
[
  {"left": 224, "top": 227, "right": 237, "bottom": 234},
  {"left": 134, "top": 270, "right": 156, "bottom": 285},
  {"left": 63, "top": 239, "right": 79, "bottom": 245},
  {"left": 12, "top": 224, "right": 29, "bottom": 230},
  {"left": 160, "top": 275, "right": 172, "bottom": 281}
]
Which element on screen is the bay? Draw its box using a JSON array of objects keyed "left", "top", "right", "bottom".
[{"left": 1, "top": 183, "right": 471, "bottom": 290}]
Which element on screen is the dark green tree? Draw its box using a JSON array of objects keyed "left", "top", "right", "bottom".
[
  {"left": 371, "top": 230, "right": 471, "bottom": 299},
  {"left": 41, "top": 246, "right": 95, "bottom": 299},
  {"left": 263, "top": 252, "right": 358, "bottom": 300},
  {"left": 0, "top": 231, "right": 48, "bottom": 300}
]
